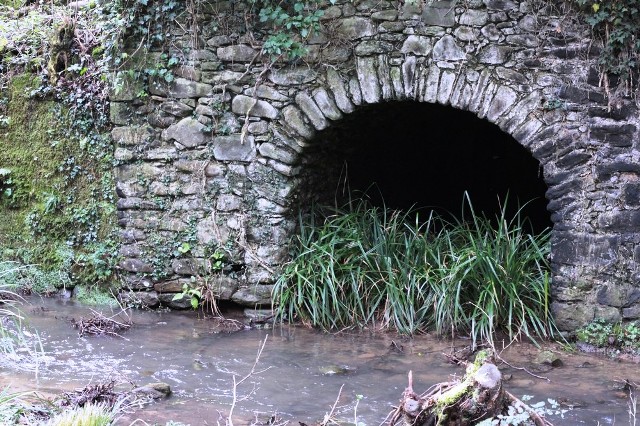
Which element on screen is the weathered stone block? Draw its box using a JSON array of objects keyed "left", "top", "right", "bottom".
[
  {"left": 201, "top": 70, "right": 247, "bottom": 84},
  {"left": 401, "top": 36, "right": 433, "bottom": 56},
  {"left": 477, "top": 45, "right": 514, "bottom": 64},
  {"left": 216, "top": 194, "right": 242, "bottom": 211},
  {"left": 259, "top": 142, "right": 297, "bottom": 165},
  {"left": 231, "top": 285, "right": 274, "bottom": 306},
  {"left": 623, "top": 304, "right": 640, "bottom": 319},
  {"left": 158, "top": 293, "right": 193, "bottom": 309},
  {"left": 337, "top": 17, "right": 376, "bottom": 39},
  {"left": 326, "top": 68, "right": 355, "bottom": 113},
  {"left": 484, "top": 0, "right": 518, "bottom": 10},
  {"left": 245, "top": 85, "right": 289, "bottom": 102},
  {"left": 552, "top": 302, "right": 595, "bottom": 331},
  {"left": 151, "top": 77, "right": 213, "bottom": 98},
  {"left": 552, "top": 232, "right": 620, "bottom": 267},
  {"left": 590, "top": 124, "right": 636, "bottom": 147},
  {"left": 312, "top": 88, "right": 342, "bottom": 121},
  {"left": 217, "top": 45, "right": 257, "bottom": 62},
  {"left": 357, "top": 57, "right": 381, "bottom": 103},
  {"left": 624, "top": 184, "right": 640, "bottom": 206},
  {"left": 213, "top": 135, "right": 256, "bottom": 162},
  {"left": 295, "top": 92, "right": 328, "bottom": 130},
  {"left": 422, "top": 1, "right": 455, "bottom": 26},
  {"left": 160, "top": 101, "right": 193, "bottom": 117},
  {"left": 558, "top": 85, "right": 605, "bottom": 104},
  {"left": 172, "top": 258, "right": 205, "bottom": 276},
  {"left": 423, "top": 66, "right": 441, "bottom": 103},
  {"left": 120, "top": 290, "right": 159, "bottom": 308},
  {"left": 597, "top": 284, "right": 640, "bottom": 308},
  {"left": 110, "top": 102, "right": 134, "bottom": 126},
  {"left": 207, "top": 276, "right": 239, "bottom": 300},
  {"left": 120, "top": 258, "right": 153, "bottom": 273},
  {"left": 595, "top": 306, "right": 622, "bottom": 323},
  {"left": 598, "top": 211, "right": 640, "bottom": 233},
  {"left": 432, "top": 35, "right": 466, "bottom": 61},
  {"left": 269, "top": 68, "right": 317, "bottom": 85},
  {"left": 231, "top": 95, "right": 279, "bottom": 119},
  {"left": 282, "top": 105, "right": 314, "bottom": 138},
  {"left": 459, "top": 10, "right": 488, "bottom": 26},
  {"left": 161, "top": 117, "right": 207, "bottom": 148},
  {"left": 355, "top": 40, "right": 394, "bottom": 56},
  {"left": 371, "top": 10, "right": 398, "bottom": 20}
]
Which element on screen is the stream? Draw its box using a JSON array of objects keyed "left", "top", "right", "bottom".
[{"left": 1, "top": 296, "right": 639, "bottom": 425}]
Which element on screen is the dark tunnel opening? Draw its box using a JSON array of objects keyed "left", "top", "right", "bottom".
[{"left": 301, "top": 101, "right": 552, "bottom": 235}]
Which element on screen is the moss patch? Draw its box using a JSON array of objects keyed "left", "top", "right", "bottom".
[
  {"left": 0, "top": 74, "right": 68, "bottom": 254},
  {"left": 0, "top": 72, "right": 118, "bottom": 290}
]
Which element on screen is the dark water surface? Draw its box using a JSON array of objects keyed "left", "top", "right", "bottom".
[{"left": 1, "top": 297, "right": 638, "bottom": 425}]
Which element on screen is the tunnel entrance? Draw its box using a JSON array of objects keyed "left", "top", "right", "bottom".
[{"left": 301, "top": 101, "right": 552, "bottom": 234}]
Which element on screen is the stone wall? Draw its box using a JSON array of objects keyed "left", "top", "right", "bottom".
[{"left": 110, "top": 0, "right": 640, "bottom": 330}]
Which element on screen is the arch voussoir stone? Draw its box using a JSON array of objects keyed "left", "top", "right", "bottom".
[{"left": 112, "top": 0, "right": 640, "bottom": 330}]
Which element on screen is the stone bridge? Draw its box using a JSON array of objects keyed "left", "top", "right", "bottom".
[{"left": 110, "top": 0, "right": 640, "bottom": 330}]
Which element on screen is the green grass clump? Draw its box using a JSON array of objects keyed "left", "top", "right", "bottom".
[
  {"left": 0, "top": 387, "right": 29, "bottom": 425},
  {"left": 274, "top": 196, "right": 555, "bottom": 346},
  {"left": 47, "top": 403, "right": 114, "bottom": 426}
]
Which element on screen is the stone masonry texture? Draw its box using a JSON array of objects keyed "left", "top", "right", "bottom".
[{"left": 111, "top": 0, "right": 640, "bottom": 330}]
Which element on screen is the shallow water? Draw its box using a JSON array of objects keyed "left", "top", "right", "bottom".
[{"left": 2, "top": 297, "right": 639, "bottom": 425}]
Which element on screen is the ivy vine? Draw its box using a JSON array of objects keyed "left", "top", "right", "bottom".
[{"left": 573, "top": 0, "right": 639, "bottom": 92}]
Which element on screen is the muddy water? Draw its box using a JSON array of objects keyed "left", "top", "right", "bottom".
[{"left": 2, "top": 297, "right": 639, "bottom": 425}]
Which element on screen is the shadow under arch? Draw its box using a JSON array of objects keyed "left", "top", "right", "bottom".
[{"left": 296, "top": 100, "right": 552, "bottom": 234}]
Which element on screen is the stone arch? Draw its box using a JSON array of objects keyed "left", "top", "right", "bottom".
[
  {"left": 264, "top": 61, "right": 559, "bottom": 221},
  {"left": 111, "top": 0, "right": 640, "bottom": 330}
]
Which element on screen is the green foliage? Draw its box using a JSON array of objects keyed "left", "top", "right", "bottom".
[
  {"left": 254, "top": 0, "right": 328, "bottom": 58},
  {"left": 0, "top": 168, "right": 13, "bottom": 203},
  {"left": 576, "top": 319, "right": 640, "bottom": 351},
  {"left": 0, "top": 3, "right": 120, "bottom": 293},
  {"left": 573, "top": 0, "right": 640, "bottom": 89},
  {"left": 73, "top": 285, "right": 118, "bottom": 307},
  {"left": 274, "top": 197, "right": 555, "bottom": 346},
  {"left": 173, "top": 281, "right": 203, "bottom": 310}
]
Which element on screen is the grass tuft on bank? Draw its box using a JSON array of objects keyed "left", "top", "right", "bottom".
[{"left": 274, "top": 197, "right": 555, "bottom": 346}]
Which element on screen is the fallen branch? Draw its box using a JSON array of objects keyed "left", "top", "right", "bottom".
[{"left": 70, "top": 309, "right": 132, "bottom": 338}]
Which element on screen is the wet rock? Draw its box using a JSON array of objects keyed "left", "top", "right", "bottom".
[
  {"left": 557, "top": 397, "right": 587, "bottom": 408},
  {"left": 319, "top": 365, "right": 354, "bottom": 375},
  {"left": 159, "top": 293, "right": 193, "bottom": 310},
  {"left": 132, "top": 382, "right": 172, "bottom": 399},
  {"left": 119, "top": 290, "right": 160, "bottom": 308},
  {"left": 534, "top": 350, "right": 563, "bottom": 367},
  {"left": 231, "top": 284, "right": 274, "bottom": 306}
]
